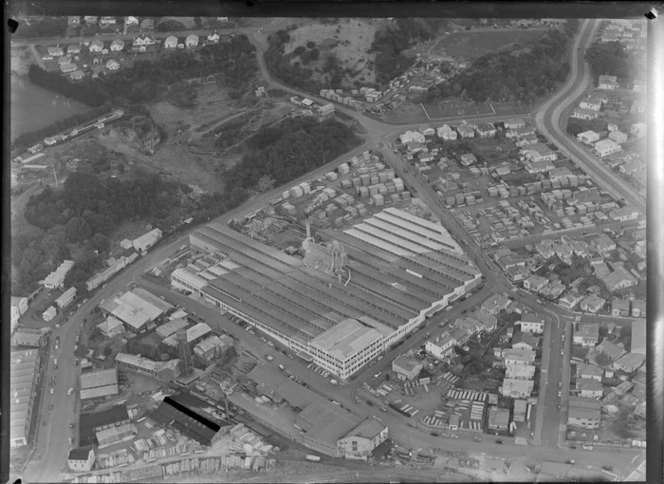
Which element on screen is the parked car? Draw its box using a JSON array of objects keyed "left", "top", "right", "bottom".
[{"left": 496, "top": 439, "right": 503, "bottom": 444}]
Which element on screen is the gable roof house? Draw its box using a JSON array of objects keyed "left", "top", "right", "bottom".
[
  {"left": 579, "top": 97, "right": 603, "bottom": 111},
  {"left": 574, "top": 323, "right": 600, "bottom": 347},
  {"left": 576, "top": 378, "right": 604, "bottom": 399},
  {"left": 207, "top": 31, "right": 220, "bottom": 43},
  {"left": 504, "top": 118, "right": 526, "bottom": 130},
  {"left": 598, "top": 74, "right": 619, "bottom": 89},
  {"left": 455, "top": 124, "right": 475, "bottom": 138},
  {"left": 164, "top": 35, "right": 178, "bottom": 48},
  {"left": 185, "top": 34, "right": 199, "bottom": 47},
  {"left": 580, "top": 295, "right": 605, "bottom": 314},
  {"left": 576, "top": 363, "right": 603, "bottom": 381},
  {"left": 558, "top": 293, "right": 583, "bottom": 310},
  {"left": 512, "top": 332, "right": 540, "bottom": 351},
  {"left": 475, "top": 123, "right": 496, "bottom": 138},
  {"left": 110, "top": 39, "right": 125, "bottom": 52},
  {"left": 611, "top": 298, "right": 631, "bottom": 317},
  {"left": 631, "top": 299, "right": 646, "bottom": 318},
  {"left": 89, "top": 39, "right": 104, "bottom": 52},
  {"left": 613, "top": 352, "right": 645, "bottom": 373},
  {"left": 597, "top": 339, "right": 625, "bottom": 361},
  {"left": 571, "top": 107, "right": 598, "bottom": 121},
  {"left": 523, "top": 274, "right": 548, "bottom": 292}
]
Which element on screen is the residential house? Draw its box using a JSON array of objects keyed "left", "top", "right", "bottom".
[
  {"left": 567, "top": 396, "right": 602, "bottom": 429},
  {"left": 630, "top": 99, "right": 646, "bottom": 114},
  {"left": 43, "top": 306, "right": 57, "bottom": 322},
  {"left": 83, "top": 16, "right": 98, "bottom": 25},
  {"left": 164, "top": 36, "right": 178, "bottom": 49},
  {"left": 503, "top": 348, "right": 536, "bottom": 365},
  {"left": 569, "top": 240, "right": 589, "bottom": 258},
  {"left": 576, "top": 378, "right": 604, "bottom": 399},
  {"left": 611, "top": 298, "right": 631, "bottom": 317},
  {"left": 571, "top": 108, "right": 598, "bottom": 121},
  {"left": 392, "top": 355, "right": 423, "bottom": 380},
  {"left": 133, "top": 34, "right": 155, "bottom": 48},
  {"left": 67, "top": 43, "right": 81, "bottom": 55},
  {"left": 631, "top": 299, "right": 646, "bottom": 318},
  {"left": 598, "top": 74, "right": 619, "bottom": 89},
  {"left": 496, "top": 254, "right": 526, "bottom": 271},
  {"left": 207, "top": 31, "right": 220, "bottom": 43},
  {"left": 504, "top": 118, "right": 526, "bottom": 130},
  {"left": 630, "top": 122, "right": 647, "bottom": 138},
  {"left": 512, "top": 332, "right": 540, "bottom": 351},
  {"left": 124, "top": 16, "right": 139, "bottom": 26},
  {"left": 558, "top": 293, "right": 583, "bottom": 310},
  {"left": 475, "top": 123, "right": 496, "bottom": 138},
  {"left": 594, "top": 138, "right": 622, "bottom": 157},
  {"left": 68, "top": 448, "right": 96, "bottom": 472},
  {"left": 535, "top": 240, "right": 555, "bottom": 259},
  {"left": 68, "top": 16, "right": 81, "bottom": 26},
  {"left": 522, "top": 143, "right": 558, "bottom": 162},
  {"left": 501, "top": 378, "right": 534, "bottom": 398},
  {"left": 450, "top": 327, "right": 472, "bottom": 346},
  {"left": 612, "top": 380, "right": 633, "bottom": 397},
  {"left": 336, "top": 418, "right": 388, "bottom": 460},
  {"left": 47, "top": 45, "right": 64, "bottom": 57},
  {"left": 10, "top": 296, "right": 28, "bottom": 332},
  {"left": 505, "top": 265, "right": 530, "bottom": 282},
  {"left": 468, "top": 310, "right": 497, "bottom": 333},
  {"left": 597, "top": 339, "right": 625, "bottom": 361},
  {"left": 494, "top": 166, "right": 511, "bottom": 177},
  {"left": 540, "top": 281, "right": 566, "bottom": 299},
  {"left": 576, "top": 363, "right": 603, "bottom": 381},
  {"left": 577, "top": 130, "right": 600, "bottom": 145},
  {"left": 399, "top": 130, "right": 425, "bottom": 144},
  {"left": 99, "top": 16, "right": 116, "bottom": 28},
  {"left": 89, "top": 39, "right": 104, "bottom": 52},
  {"left": 574, "top": 323, "right": 600, "bottom": 347},
  {"left": 553, "top": 242, "right": 574, "bottom": 264},
  {"left": 613, "top": 352, "right": 645, "bottom": 373},
  {"left": 460, "top": 153, "right": 477, "bottom": 167},
  {"left": 515, "top": 133, "right": 538, "bottom": 147},
  {"left": 55, "top": 287, "right": 77, "bottom": 310},
  {"left": 608, "top": 130, "right": 628, "bottom": 144},
  {"left": 480, "top": 294, "right": 511, "bottom": 315},
  {"left": 421, "top": 127, "right": 435, "bottom": 136},
  {"left": 593, "top": 235, "right": 616, "bottom": 255},
  {"left": 106, "top": 59, "right": 120, "bottom": 71},
  {"left": 523, "top": 274, "right": 548, "bottom": 292},
  {"left": 517, "top": 314, "right": 545, "bottom": 334},
  {"left": 579, "top": 97, "right": 603, "bottom": 111},
  {"left": 580, "top": 295, "right": 605, "bottom": 314},
  {"left": 601, "top": 268, "right": 637, "bottom": 292},
  {"left": 436, "top": 124, "right": 457, "bottom": 140},
  {"left": 185, "top": 34, "right": 199, "bottom": 47},
  {"left": 609, "top": 207, "right": 639, "bottom": 222},
  {"left": 425, "top": 334, "right": 457, "bottom": 361},
  {"left": 110, "top": 39, "right": 125, "bottom": 52},
  {"left": 455, "top": 124, "right": 475, "bottom": 138}
]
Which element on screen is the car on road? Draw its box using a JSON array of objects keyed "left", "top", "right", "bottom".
[
  {"left": 374, "top": 372, "right": 382, "bottom": 378},
  {"left": 582, "top": 444, "right": 593, "bottom": 450},
  {"left": 50, "top": 387, "right": 54, "bottom": 395},
  {"left": 287, "top": 353, "right": 294, "bottom": 360},
  {"left": 473, "top": 436, "right": 482, "bottom": 442},
  {"left": 495, "top": 439, "right": 503, "bottom": 444},
  {"left": 266, "top": 355, "right": 274, "bottom": 362},
  {"left": 49, "top": 404, "right": 53, "bottom": 411},
  {"left": 380, "top": 406, "right": 387, "bottom": 412},
  {"left": 331, "top": 400, "right": 341, "bottom": 406},
  {"left": 278, "top": 364, "right": 285, "bottom": 371},
  {"left": 54, "top": 359, "right": 58, "bottom": 370},
  {"left": 330, "top": 379, "right": 338, "bottom": 385},
  {"left": 68, "top": 387, "right": 74, "bottom": 395},
  {"left": 568, "top": 460, "right": 575, "bottom": 465},
  {"left": 558, "top": 391, "right": 562, "bottom": 397},
  {"left": 267, "top": 341, "right": 274, "bottom": 347}
]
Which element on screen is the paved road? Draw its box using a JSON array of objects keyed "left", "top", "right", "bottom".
[
  {"left": 533, "top": 18, "right": 646, "bottom": 214},
  {"left": 20, "top": 20, "right": 647, "bottom": 482}
]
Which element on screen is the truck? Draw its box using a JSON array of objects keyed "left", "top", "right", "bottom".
[{"left": 306, "top": 455, "right": 321, "bottom": 462}]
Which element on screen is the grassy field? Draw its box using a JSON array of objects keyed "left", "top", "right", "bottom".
[
  {"left": 434, "top": 28, "right": 549, "bottom": 60},
  {"left": 422, "top": 100, "right": 494, "bottom": 119},
  {"left": 284, "top": 19, "right": 378, "bottom": 87}
]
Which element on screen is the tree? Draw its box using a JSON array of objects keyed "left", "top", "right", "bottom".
[
  {"left": 256, "top": 174, "right": 276, "bottom": 192},
  {"left": 66, "top": 217, "right": 92, "bottom": 243},
  {"left": 193, "top": 16, "right": 203, "bottom": 28},
  {"left": 595, "top": 352, "right": 611, "bottom": 366},
  {"left": 90, "top": 233, "right": 110, "bottom": 253}
]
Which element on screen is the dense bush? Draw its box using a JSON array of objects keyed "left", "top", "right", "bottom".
[
  {"left": 585, "top": 40, "right": 634, "bottom": 85},
  {"left": 224, "top": 117, "right": 361, "bottom": 191},
  {"left": 13, "top": 17, "right": 67, "bottom": 38}
]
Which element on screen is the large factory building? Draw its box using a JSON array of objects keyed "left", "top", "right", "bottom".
[{"left": 182, "top": 207, "right": 481, "bottom": 381}]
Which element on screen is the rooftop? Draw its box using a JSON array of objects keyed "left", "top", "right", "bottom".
[
  {"left": 393, "top": 355, "right": 422, "bottom": 373},
  {"left": 343, "top": 417, "right": 386, "bottom": 440}
]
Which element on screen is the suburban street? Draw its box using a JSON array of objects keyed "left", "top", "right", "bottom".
[{"left": 17, "top": 17, "right": 647, "bottom": 482}]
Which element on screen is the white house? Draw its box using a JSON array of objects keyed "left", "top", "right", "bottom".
[
  {"left": 125, "top": 16, "right": 139, "bottom": 26},
  {"left": 598, "top": 74, "right": 619, "bottom": 89},
  {"left": 608, "top": 130, "right": 628, "bottom": 144},
  {"left": 10, "top": 296, "right": 28, "bottom": 333},
  {"left": 436, "top": 124, "right": 457, "bottom": 140},
  {"left": 89, "top": 40, "right": 104, "bottom": 52},
  {"left": 517, "top": 314, "right": 545, "bottom": 334},
  {"left": 164, "top": 36, "right": 178, "bottom": 49},
  {"left": 504, "top": 118, "right": 526, "bottom": 130},
  {"left": 207, "top": 31, "right": 220, "bottom": 43},
  {"left": 594, "top": 139, "right": 622, "bottom": 157},
  {"left": 47, "top": 45, "right": 64, "bottom": 57},
  {"left": 106, "top": 59, "right": 120, "bottom": 71},
  {"left": 456, "top": 124, "right": 475, "bottom": 138},
  {"left": 399, "top": 130, "right": 425, "bottom": 144},
  {"left": 392, "top": 355, "right": 423, "bottom": 380},
  {"left": 185, "top": 34, "right": 199, "bottom": 47},
  {"left": 68, "top": 448, "right": 96, "bottom": 472},
  {"left": 577, "top": 130, "right": 600, "bottom": 144},
  {"left": 571, "top": 108, "right": 598, "bottom": 121},
  {"left": 133, "top": 34, "right": 156, "bottom": 47},
  {"left": 67, "top": 44, "right": 81, "bottom": 55},
  {"left": 110, "top": 39, "right": 125, "bottom": 52},
  {"left": 42, "top": 306, "right": 57, "bottom": 322},
  {"left": 421, "top": 127, "right": 435, "bottom": 136},
  {"left": 55, "top": 287, "right": 77, "bottom": 310},
  {"left": 425, "top": 334, "right": 456, "bottom": 360},
  {"left": 99, "top": 16, "right": 117, "bottom": 27},
  {"left": 574, "top": 323, "right": 600, "bottom": 346},
  {"left": 579, "top": 97, "right": 602, "bottom": 111},
  {"left": 132, "top": 228, "right": 162, "bottom": 254},
  {"left": 580, "top": 295, "right": 605, "bottom": 314},
  {"left": 475, "top": 123, "right": 497, "bottom": 138}
]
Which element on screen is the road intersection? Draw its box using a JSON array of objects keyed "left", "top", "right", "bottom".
[{"left": 19, "top": 18, "right": 647, "bottom": 482}]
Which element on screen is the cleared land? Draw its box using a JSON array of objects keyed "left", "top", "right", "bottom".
[{"left": 434, "top": 28, "right": 549, "bottom": 61}]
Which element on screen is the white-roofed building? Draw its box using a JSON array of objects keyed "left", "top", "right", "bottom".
[
  {"left": 80, "top": 368, "right": 119, "bottom": 401},
  {"left": 436, "top": 124, "right": 457, "bottom": 140},
  {"left": 10, "top": 350, "right": 41, "bottom": 448},
  {"left": 42, "top": 306, "right": 57, "bottom": 322},
  {"left": 115, "top": 353, "right": 181, "bottom": 382},
  {"left": 577, "top": 130, "right": 600, "bottom": 144},
  {"left": 43, "top": 260, "right": 75, "bottom": 289},
  {"left": 425, "top": 333, "right": 457, "bottom": 361},
  {"left": 10, "top": 296, "right": 28, "bottom": 333},
  {"left": 11, "top": 328, "right": 48, "bottom": 348},
  {"left": 392, "top": 355, "right": 423, "bottom": 380},
  {"left": 171, "top": 268, "right": 208, "bottom": 295},
  {"left": 502, "top": 348, "right": 536, "bottom": 365},
  {"left": 55, "top": 287, "right": 77, "bottom": 309},
  {"left": 97, "top": 316, "right": 124, "bottom": 338},
  {"left": 576, "top": 378, "right": 603, "bottom": 399},
  {"left": 399, "top": 130, "right": 425, "bottom": 144},
  {"left": 337, "top": 417, "right": 388, "bottom": 460},
  {"left": 594, "top": 139, "right": 622, "bottom": 157},
  {"left": 505, "top": 363, "right": 535, "bottom": 380},
  {"left": 100, "top": 290, "right": 164, "bottom": 332},
  {"left": 163, "top": 322, "right": 212, "bottom": 347},
  {"left": 501, "top": 378, "right": 534, "bottom": 398},
  {"left": 132, "top": 228, "right": 162, "bottom": 254},
  {"left": 309, "top": 319, "right": 384, "bottom": 380},
  {"left": 517, "top": 313, "right": 545, "bottom": 334}
]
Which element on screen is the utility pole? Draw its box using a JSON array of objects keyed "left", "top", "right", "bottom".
[{"left": 51, "top": 159, "right": 59, "bottom": 188}]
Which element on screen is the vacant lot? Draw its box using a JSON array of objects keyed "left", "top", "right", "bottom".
[
  {"left": 284, "top": 19, "right": 378, "bottom": 87},
  {"left": 422, "top": 100, "right": 494, "bottom": 119},
  {"left": 434, "top": 28, "right": 549, "bottom": 60}
]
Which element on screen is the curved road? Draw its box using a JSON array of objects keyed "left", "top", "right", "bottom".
[
  {"left": 19, "top": 20, "right": 646, "bottom": 482},
  {"left": 534, "top": 18, "right": 646, "bottom": 214}
]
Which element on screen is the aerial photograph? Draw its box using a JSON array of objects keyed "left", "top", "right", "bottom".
[{"left": 8, "top": 14, "right": 648, "bottom": 483}]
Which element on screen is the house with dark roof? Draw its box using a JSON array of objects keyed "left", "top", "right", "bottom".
[
  {"left": 576, "top": 378, "right": 604, "bottom": 399},
  {"left": 576, "top": 363, "right": 603, "bottom": 381},
  {"left": 597, "top": 339, "right": 625, "bottom": 361},
  {"left": 512, "top": 332, "right": 540, "bottom": 351}
]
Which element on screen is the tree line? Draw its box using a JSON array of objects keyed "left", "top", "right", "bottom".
[
  {"left": 585, "top": 40, "right": 635, "bottom": 86},
  {"left": 27, "top": 35, "right": 259, "bottom": 107},
  {"left": 422, "top": 26, "right": 574, "bottom": 105},
  {"left": 224, "top": 117, "right": 361, "bottom": 192},
  {"left": 14, "top": 169, "right": 249, "bottom": 295}
]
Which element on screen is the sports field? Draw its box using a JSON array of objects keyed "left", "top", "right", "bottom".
[
  {"left": 435, "top": 28, "right": 549, "bottom": 60},
  {"left": 421, "top": 100, "right": 494, "bottom": 120}
]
